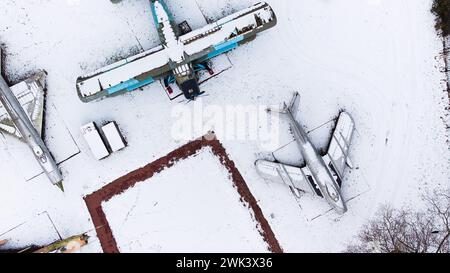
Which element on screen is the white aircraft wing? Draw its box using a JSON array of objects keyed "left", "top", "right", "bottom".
[
  {"left": 0, "top": 71, "right": 46, "bottom": 139},
  {"left": 181, "top": 2, "right": 277, "bottom": 62},
  {"left": 323, "top": 112, "right": 355, "bottom": 180},
  {"left": 255, "top": 160, "right": 324, "bottom": 197},
  {"left": 76, "top": 46, "right": 172, "bottom": 102}
]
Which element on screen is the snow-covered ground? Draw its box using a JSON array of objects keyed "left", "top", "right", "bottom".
[
  {"left": 102, "top": 148, "right": 269, "bottom": 253},
  {"left": 0, "top": 0, "right": 448, "bottom": 252}
]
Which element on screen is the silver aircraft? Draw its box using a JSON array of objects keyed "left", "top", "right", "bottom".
[
  {"left": 255, "top": 93, "right": 355, "bottom": 214},
  {"left": 0, "top": 49, "right": 64, "bottom": 191}
]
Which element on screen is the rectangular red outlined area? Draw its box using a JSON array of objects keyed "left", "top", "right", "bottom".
[{"left": 84, "top": 133, "right": 282, "bottom": 253}]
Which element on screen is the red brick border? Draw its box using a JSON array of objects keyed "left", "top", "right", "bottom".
[{"left": 84, "top": 133, "right": 283, "bottom": 253}]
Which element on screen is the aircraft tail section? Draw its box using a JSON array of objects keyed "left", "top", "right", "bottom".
[
  {"left": 267, "top": 92, "right": 301, "bottom": 116},
  {"left": 150, "top": 0, "right": 180, "bottom": 41},
  {"left": 286, "top": 92, "right": 301, "bottom": 115}
]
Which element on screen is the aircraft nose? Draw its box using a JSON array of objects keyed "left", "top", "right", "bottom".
[
  {"left": 334, "top": 202, "right": 348, "bottom": 215},
  {"left": 180, "top": 79, "right": 201, "bottom": 100}
]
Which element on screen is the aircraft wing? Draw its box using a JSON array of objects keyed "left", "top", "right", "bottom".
[
  {"left": 255, "top": 160, "right": 323, "bottom": 197},
  {"left": 76, "top": 46, "right": 172, "bottom": 102},
  {"left": 323, "top": 112, "right": 355, "bottom": 179},
  {"left": 181, "top": 2, "right": 277, "bottom": 63},
  {"left": 0, "top": 71, "right": 46, "bottom": 139}
]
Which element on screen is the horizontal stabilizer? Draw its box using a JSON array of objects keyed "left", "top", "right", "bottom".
[{"left": 266, "top": 92, "right": 301, "bottom": 121}]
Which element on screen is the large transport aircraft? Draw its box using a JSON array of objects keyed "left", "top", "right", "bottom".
[
  {"left": 76, "top": 0, "right": 277, "bottom": 102},
  {"left": 0, "top": 49, "right": 64, "bottom": 191},
  {"left": 255, "top": 93, "right": 355, "bottom": 214}
]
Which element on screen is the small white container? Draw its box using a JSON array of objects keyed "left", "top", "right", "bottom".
[
  {"left": 102, "top": 122, "right": 126, "bottom": 153},
  {"left": 81, "top": 122, "right": 110, "bottom": 160}
]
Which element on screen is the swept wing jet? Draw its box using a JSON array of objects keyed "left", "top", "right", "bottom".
[
  {"left": 0, "top": 49, "right": 64, "bottom": 191},
  {"left": 255, "top": 93, "right": 355, "bottom": 214},
  {"left": 76, "top": 0, "right": 277, "bottom": 102}
]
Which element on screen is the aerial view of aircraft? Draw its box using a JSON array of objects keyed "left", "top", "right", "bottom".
[
  {"left": 255, "top": 93, "right": 355, "bottom": 214},
  {"left": 0, "top": 49, "right": 64, "bottom": 191},
  {"left": 76, "top": 0, "right": 277, "bottom": 102}
]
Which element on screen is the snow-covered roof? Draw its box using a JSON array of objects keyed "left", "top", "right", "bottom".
[
  {"left": 102, "top": 122, "right": 126, "bottom": 153},
  {"left": 80, "top": 122, "right": 110, "bottom": 160},
  {"left": 76, "top": 46, "right": 170, "bottom": 99}
]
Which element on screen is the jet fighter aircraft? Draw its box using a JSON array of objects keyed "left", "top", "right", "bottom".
[
  {"left": 76, "top": 0, "right": 277, "bottom": 102},
  {"left": 0, "top": 49, "right": 64, "bottom": 191},
  {"left": 255, "top": 93, "right": 355, "bottom": 214}
]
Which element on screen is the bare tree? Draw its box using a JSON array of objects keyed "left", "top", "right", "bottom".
[
  {"left": 347, "top": 189, "right": 450, "bottom": 253},
  {"left": 431, "top": 0, "right": 450, "bottom": 36},
  {"left": 424, "top": 190, "right": 450, "bottom": 253}
]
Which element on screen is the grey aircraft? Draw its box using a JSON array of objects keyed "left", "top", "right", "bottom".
[
  {"left": 0, "top": 49, "right": 64, "bottom": 191},
  {"left": 255, "top": 93, "right": 355, "bottom": 214}
]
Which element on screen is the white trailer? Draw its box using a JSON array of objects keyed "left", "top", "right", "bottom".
[
  {"left": 81, "top": 122, "right": 110, "bottom": 160},
  {"left": 102, "top": 122, "right": 126, "bottom": 153}
]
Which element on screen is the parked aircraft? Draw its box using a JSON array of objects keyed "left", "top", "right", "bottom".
[
  {"left": 255, "top": 93, "right": 355, "bottom": 214},
  {"left": 76, "top": 0, "right": 277, "bottom": 102},
  {"left": 34, "top": 234, "right": 89, "bottom": 253},
  {"left": 0, "top": 49, "right": 64, "bottom": 191}
]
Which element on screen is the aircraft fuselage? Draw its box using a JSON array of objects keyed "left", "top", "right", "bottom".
[
  {"left": 285, "top": 107, "right": 347, "bottom": 214},
  {"left": 151, "top": 0, "right": 201, "bottom": 99},
  {"left": 0, "top": 74, "right": 63, "bottom": 190}
]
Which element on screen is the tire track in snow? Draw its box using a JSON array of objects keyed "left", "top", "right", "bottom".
[{"left": 271, "top": 0, "right": 414, "bottom": 210}]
